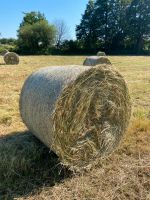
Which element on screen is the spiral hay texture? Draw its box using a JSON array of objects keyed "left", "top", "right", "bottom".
[
  {"left": 20, "top": 64, "right": 131, "bottom": 169},
  {"left": 97, "top": 51, "right": 106, "bottom": 56},
  {"left": 4, "top": 52, "right": 19, "bottom": 65},
  {"left": 83, "top": 56, "right": 111, "bottom": 66}
]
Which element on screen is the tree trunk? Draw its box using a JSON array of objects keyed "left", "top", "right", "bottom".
[{"left": 136, "top": 36, "right": 143, "bottom": 54}]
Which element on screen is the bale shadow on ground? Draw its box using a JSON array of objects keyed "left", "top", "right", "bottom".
[{"left": 0, "top": 131, "right": 72, "bottom": 200}]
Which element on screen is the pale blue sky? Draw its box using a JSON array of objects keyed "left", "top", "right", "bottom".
[{"left": 0, "top": 0, "right": 88, "bottom": 39}]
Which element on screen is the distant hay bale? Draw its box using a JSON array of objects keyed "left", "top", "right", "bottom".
[
  {"left": 4, "top": 52, "right": 19, "bottom": 65},
  {"left": 97, "top": 51, "right": 106, "bottom": 56},
  {"left": 83, "top": 56, "right": 111, "bottom": 66},
  {"left": 20, "top": 64, "right": 131, "bottom": 169}
]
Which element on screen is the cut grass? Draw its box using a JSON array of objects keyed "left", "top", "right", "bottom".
[
  {"left": 0, "top": 56, "right": 150, "bottom": 199},
  {"left": 0, "top": 131, "right": 72, "bottom": 199}
]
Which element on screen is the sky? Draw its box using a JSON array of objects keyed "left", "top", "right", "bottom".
[{"left": 0, "top": 0, "right": 89, "bottom": 39}]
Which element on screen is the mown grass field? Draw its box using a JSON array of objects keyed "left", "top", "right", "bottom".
[{"left": 0, "top": 56, "right": 150, "bottom": 200}]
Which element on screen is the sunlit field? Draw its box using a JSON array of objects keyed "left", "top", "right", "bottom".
[{"left": 0, "top": 56, "right": 150, "bottom": 200}]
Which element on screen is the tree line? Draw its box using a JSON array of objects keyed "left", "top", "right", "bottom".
[
  {"left": 0, "top": 12, "right": 69, "bottom": 55},
  {"left": 0, "top": 0, "right": 150, "bottom": 55},
  {"left": 76, "top": 0, "right": 150, "bottom": 54}
]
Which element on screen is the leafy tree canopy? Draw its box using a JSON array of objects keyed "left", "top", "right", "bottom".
[
  {"left": 20, "top": 11, "right": 46, "bottom": 28},
  {"left": 18, "top": 12, "right": 56, "bottom": 54},
  {"left": 76, "top": 0, "right": 150, "bottom": 54}
]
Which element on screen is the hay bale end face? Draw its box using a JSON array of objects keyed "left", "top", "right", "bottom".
[
  {"left": 20, "top": 65, "right": 131, "bottom": 169},
  {"left": 97, "top": 51, "right": 106, "bottom": 56},
  {"left": 83, "top": 56, "right": 111, "bottom": 66},
  {"left": 4, "top": 52, "right": 19, "bottom": 65}
]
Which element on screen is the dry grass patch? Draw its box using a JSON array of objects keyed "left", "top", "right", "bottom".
[{"left": 0, "top": 55, "right": 150, "bottom": 199}]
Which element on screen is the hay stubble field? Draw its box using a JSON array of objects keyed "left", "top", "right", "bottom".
[{"left": 0, "top": 56, "right": 150, "bottom": 200}]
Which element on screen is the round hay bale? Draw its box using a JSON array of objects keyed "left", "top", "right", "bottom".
[
  {"left": 83, "top": 56, "right": 111, "bottom": 66},
  {"left": 20, "top": 64, "right": 131, "bottom": 169},
  {"left": 97, "top": 51, "right": 106, "bottom": 56},
  {"left": 0, "top": 49, "right": 9, "bottom": 56},
  {"left": 4, "top": 52, "right": 19, "bottom": 65}
]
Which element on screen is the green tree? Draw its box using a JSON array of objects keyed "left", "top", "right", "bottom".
[
  {"left": 109, "top": 0, "right": 132, "bottom": 51},
  {"left": 76, "top": 0, "right": 97, "bottom": 50},
  {"left": 20, "top": 11, "right": 46, "bottom": 27},
  {"left": 0, "top": 38, "right": 17, "bottom": 45},
  {"left": 17, "top": 12, "right": 56, "bottom": 54},
  {"left": 76, "top": 0, "right": 130, "bottom": 52},
  {"left": 126, "top": 0, "right": 150, "bottom": 53},
  {"left": 94, "top": 0, "right": 128, "bottom": 51},
  {"left": 76, "top": 0, "right": 150, "bottom": 54}
]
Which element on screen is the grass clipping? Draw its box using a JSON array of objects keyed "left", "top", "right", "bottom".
[
  {"left": 20, "top": 64, "right": 131, "bottom": 169},
  {"left": 4, "top": 52, "right": 19, "bottom": 65}
]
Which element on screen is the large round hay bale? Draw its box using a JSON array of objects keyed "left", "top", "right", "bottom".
[
  {"left": 83, "top": 56, "right": 111, "bottom": 66},
  {"left": 20, "top": 64, "right": 131, "bottom": 169},
  {"left": 97, "top": 51, "right": 106, "bottom": 56},
  {"left": 4, "top": 52, "right": 19, "bottom": 65}
]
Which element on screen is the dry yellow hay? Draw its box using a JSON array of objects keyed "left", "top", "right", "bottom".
[
  {"left": 4, "top": 52, "right": 19, "bottom": 65},
  {"left": 83, "top": 56, "right": 111, "bottom": 66},
  {"left": 20, "top": 64, "right": 131, "bottom": 169}
]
